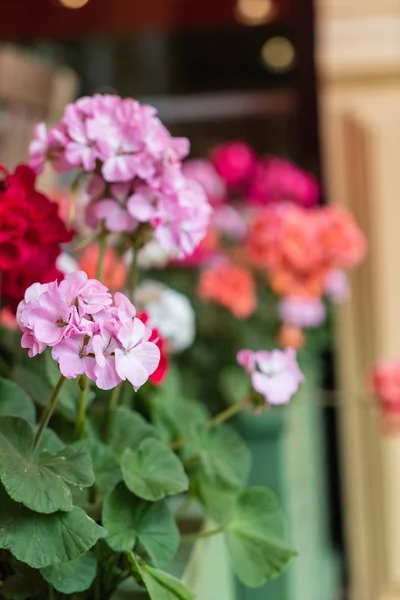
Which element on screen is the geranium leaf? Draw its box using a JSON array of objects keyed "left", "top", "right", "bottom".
[
  {"left": 77, "top": 437, "right": 121, "bottom": 495},
  {"left": 225, "top": 487, "right": 297, "bottom": 587},
  {"left": 109, "top": 407, "right": 159, "bottom": 458},
  {"left": 121, "top": 439, "right": 189, "bottom": 502},
  {"left": 0, "top": 416, "right": 94, "bottom": 513},
  {"left": 0, "top": 380, "right": 36, "bottom": 424},
  {"left": 0, "top": 486, "right": 106, "bottom": 568},
  {"left": 41, "top": 552, "right": 97, "bottom": 593},
  {"left": 134, "top": 557, "right": 196, "bottom": 600},
  {"left": 102, "top": 483, "right": 179, "bottom": 567},
  {"left": 183, "top": 424, "right": 251, "bottom": 522}
]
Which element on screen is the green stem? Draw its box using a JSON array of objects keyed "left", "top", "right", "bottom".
[
  {"left": 109, "top": 384, "right": 122, "bottom": 412},
  {"left": 96, "top": 231, "right": 107, "bottom": 282},
  {"left": 170, "top": 399, "right": 248, "bottom": 451},
  {"left": 180, "top": 526, "right": 225, "bottom": 544},
  {"left": 69, "top": 172, "right": 83, "bottom": 226},
  {"left": 208, "top": 398, "right": 248, "bottom": 427},
  {"left": 33, "top": 375, "right": 66, "bottom": 454},
  {"left": 127, "top": 246, "right": 139, "bottom": 300},
  {"left": 75, "top": 375, "right": 89, "bottom": 439}
]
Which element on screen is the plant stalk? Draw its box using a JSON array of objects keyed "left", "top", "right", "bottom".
[
  {"left": 180, "top": 526, "right": 225, "bottom": 544},
  {"left": 170, "top": 398, "right": 248, "bottom": 451},
  {"left": 75, "top": 375, "right": 89, "bottom": 439},
  {"left": 33, "top": 375, "right": 66, "bottom": 454},
  {"left": 208, "top": 398, "right": 248, "bottom": 427}
]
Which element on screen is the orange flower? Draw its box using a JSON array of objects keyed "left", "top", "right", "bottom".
[
  {"left": 79, "top": 245, "right": 127, "bottom": 292},
  {"left": 0, "top": 308, "right": 17, "bottom": 330},
  {"left": 198, "top": 261, "right": 256, "bottom": 318},
  {"left": 318, "top": 206, "right": 366, "bottom": 269},
  {"left": 277, "top": 324, "right": 305, "bottom": 351},
  {"left": 247, "top": 203, "right": 366, "bottom": 299}
]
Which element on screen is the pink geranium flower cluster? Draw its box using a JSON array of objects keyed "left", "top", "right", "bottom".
[
  {"left": 29, "top": 95, "right": 211, "bottom": 258},
  {"left": 237, "top": 348, "right": 304, "bottom": 406},
  {"left": 17, "top": 271, "right": 160, "bottom": 391}
]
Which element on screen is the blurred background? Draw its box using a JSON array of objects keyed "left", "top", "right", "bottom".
[{"left": 1, "top": 1, "right": 400, "bottom": 600}]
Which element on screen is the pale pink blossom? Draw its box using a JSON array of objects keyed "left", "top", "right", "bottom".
[
  {"left": 277, "top": 297, "right": 326, "bottom": 328},
  {"left": 182, "top": 159, "right": 226, "bottom": 205},
  {"left": 115, "top": 318, "right": 160, "bottom": 389},
  {"left": 51, "top": 333, "right": 97, "bottom": 380},
  {"left": 324, "top": 269, "right": 350, "bottom": 303},
  {"left": 237, "top": 348, "right": 304, "bottom": 405},
  {"left": 17, "top": 271, "right": 159, "bottom": 391}
]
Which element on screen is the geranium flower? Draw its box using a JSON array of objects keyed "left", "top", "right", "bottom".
[
  {"left": 17, "top": 271, "right": 160, "bottom": 391},
  {"left": 237, "top": 348, "right": 304, "bottom": 405},
  {"left": 198, "top": 261, "right": 256, "bottom": 318}
]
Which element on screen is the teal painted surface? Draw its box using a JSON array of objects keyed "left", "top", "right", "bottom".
[{"left": 235, "top": 358, "right": 341, "bottom": 600}]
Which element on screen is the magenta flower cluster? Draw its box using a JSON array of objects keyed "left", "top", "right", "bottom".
[
  {"left": 237, "top": 348, "right": 304, "bottom": 406},
  {"left": 29, "top": 95, "right": 211, "bottom": 258},
  {"left": 17, "top": 271, "right": 160, "bottom": 391}
]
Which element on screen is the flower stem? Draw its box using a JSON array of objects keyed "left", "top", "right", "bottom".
[
  {"left": 208, "top": 398, "right": 248, "bottom": 427},
  {"left": 180, "top": 526, "right": 225, "bottom": 544},
  {"left": 170, "top": 398, "right": 248, "bottom": 451},
  {"left": 109, "top": 384, "right": 122, "bottom": 412},
  {"left": 69, "top": 172, "right": 83, "bottom": 226},
  {"left": 127, "top": 246, "right": 139, "bottom": 300},
  {"left": 75, "top": 375, "right": 89, "bottom": 439},
  {"left": 96, "top": 231, "right": 107, "bottom": 282},
  {"left": 33, "top": 374, "right": 66, "bottom": 454}
]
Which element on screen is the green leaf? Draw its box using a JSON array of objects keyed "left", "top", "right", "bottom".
[
  {"left": 0, "top": 486, "right": 106, "bottom": 568},
  {"left": 109, "top": 407, "right": 159, "bottom": 458},
  {"left": 78, "top": 437, "right": 121, "bottom": 495},
  {"left": 0, "top": 417, "right": 94, "bottom": 514},
  {"left": 184, "top": 424, "right": 251, "bottom": 489},
  {"left": 0, "top": 380, "right": 36, "bottom": 424},
  {"left": 135, "top": 558, "right": 196, "bottom": 600},
  {"left": 219, "top": 365, "right": 250, "bottom": 406},
  {"left": 12, "top": 364, "right": 53, "bottom": 408},
  {"left": 39, "top": 445, "right": 95, "bottom": 488},
  {"left": 1, "top": 571, "right": 45, "bottom": 599},
  {"left": 184, "top": 424, "right": 251, "bottom": 523},
  {"left": 103, "top": 483, "right": 179, "bottom": 567},
  {"left": 121, "top": 439, "right": 189, "bottom": 502},
  {"left": 41, "top": 552, "right": 97, "bottom": 593},
  {"left": 225, "top": 488, "right": 297, "bottom": 587}
]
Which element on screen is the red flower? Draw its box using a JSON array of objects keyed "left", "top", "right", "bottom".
[
  {"left": 0, "top": 163, "right": 73, "bottom": 312},
  {"left": 138, "top": 312, "right": 169, "bottom": 385}
]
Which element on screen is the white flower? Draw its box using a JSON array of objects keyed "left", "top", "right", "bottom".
[
  {"left": 135, "top": 281, "right": 195, "bottom": 353},
  {"left": 56, "top": 252, "right": 79, "bottom": 275},
  {"left": 135, "top": 240, "right": 175, "bottom": 269}
]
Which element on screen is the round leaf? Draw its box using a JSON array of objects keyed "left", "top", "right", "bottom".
[
  {"left": 135, "top": 558, "right": 196, "bottom": 600},
  {"left": 0, "top": 380, "right": 36, "bottom": 424},
  {"left": 121, "top": 439, "right": 189, "bottom": 501},
  {"left": 109, "top": 407, "right": 159, "bottom": 458},
  {"left": 0, "top": 417, "right": 94, "bottom": 514},
  {"left": 41, "top": 552, "right": 97, "bottom": 593},
  {"left": 103, "top": 483, "right": 179, "bottom": 567},
  {"left": 225, "top": 487, "right": 297, "bottom": 587},
  {"left": 0, "top": 486, "right": 106, "bottom": 568}
]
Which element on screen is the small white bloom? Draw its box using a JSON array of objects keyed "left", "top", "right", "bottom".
[
  {"left": 56, "top": 252, "right": 79, "bottom": 275},
  {"left": 135, "top": 240, "right": 176, "bottom": 269},
  {"left": 135, "top": 280, "right": 195, "bottom": 353}
]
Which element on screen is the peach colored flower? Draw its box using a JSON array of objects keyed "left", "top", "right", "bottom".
[
  {"left": 79, "top": 245, "right": 127, "bottom": 292},
  {"left": 198, "top": 261, "right": 256, "bottom": 318},
  {"left": 277, "top": 324, "right": 305, "bottom": 351},
  {"left": 318, "top": 206, "right": 366, "bottom": 269}
]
